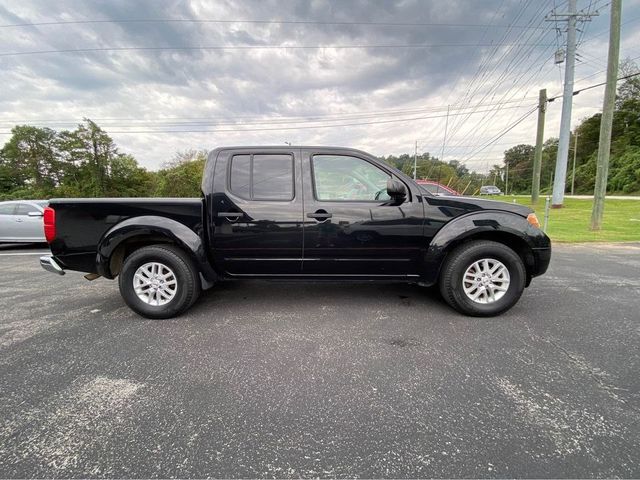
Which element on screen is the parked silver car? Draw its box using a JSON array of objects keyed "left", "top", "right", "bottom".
[
  {"left": 0, "top": 200, "right": 48, "bottom": 243},
  {"left": 479, "top": 185, "right": 503, "bottom": 195}
]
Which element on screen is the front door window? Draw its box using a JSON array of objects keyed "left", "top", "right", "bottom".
[{"left": 312, "top": 155, "right": 390, "bottom": 202}]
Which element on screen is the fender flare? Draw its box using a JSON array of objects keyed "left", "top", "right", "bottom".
[
  {"left": 421, "top": 210, "right": 543, "bottom": 285},
  {"left": 96, "top": 216, "right": 217, "bottom": 284}
]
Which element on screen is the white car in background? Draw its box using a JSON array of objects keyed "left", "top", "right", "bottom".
[
  {"left": 0, "top": 200, "right": 48, "bottom": 243},
  {"left": 479, "top": 185, "right": 503, "bottom": 195}
]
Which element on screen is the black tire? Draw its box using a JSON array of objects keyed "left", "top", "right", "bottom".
[
  {"left": 439, "top": 240, "right": 526, "bottom": 317},
  {"left": 118, "top": 244, "right": 201, "bottom": 319}
]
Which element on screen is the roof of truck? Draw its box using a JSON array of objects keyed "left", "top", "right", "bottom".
[{"left": 208, "top": 145, "right": 373, "bottom": 155}]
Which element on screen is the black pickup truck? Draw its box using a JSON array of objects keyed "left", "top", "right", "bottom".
[{"left": 40, "top": 146, "right": 551, "bottom": 319}]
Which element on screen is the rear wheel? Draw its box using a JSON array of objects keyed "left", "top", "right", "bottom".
[
  {"left": 439, "top": 240, "right": 526, "bottom": 316},
  {"left": 119, "top": 245, "right": 201, "bottom": 319}
]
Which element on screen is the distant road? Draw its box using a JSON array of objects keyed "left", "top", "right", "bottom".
[
  {"left": 565, "top": 195, "right": 640, "bottom": 200},
  {"left": 514, "top": 194, "right": 640, "bottom": 200}
]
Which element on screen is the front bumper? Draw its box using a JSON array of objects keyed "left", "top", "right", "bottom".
[
  {"left": 531, "top": 246, "right": 552, "bottom": 277},
  {"left": 40, "top": 255, "right": 65, "bottom": 275}
]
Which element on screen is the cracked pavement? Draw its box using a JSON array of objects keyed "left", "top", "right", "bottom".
[{"left": 0, "top": 243, "right": 639, "bottom": 478}]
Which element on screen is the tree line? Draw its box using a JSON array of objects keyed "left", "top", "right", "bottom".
[
  {"left": 0, "top": 119, "right": 206, "bottom": 200},
  {"left": 1, "top": 65, "right": 637, "bottom": 200},
  {"left": 487, "top": 61, "right": 640, "bottom": 195}
]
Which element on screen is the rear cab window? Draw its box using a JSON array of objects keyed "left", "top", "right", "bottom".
[{"left": 229, "top": 153, "right": 294, "bottom": 201}]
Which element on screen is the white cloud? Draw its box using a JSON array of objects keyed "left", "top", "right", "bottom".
[{"left": 1, "top": 0, "right": 638, "bottom": 172}]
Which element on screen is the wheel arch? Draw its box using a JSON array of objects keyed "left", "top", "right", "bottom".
[
  {"left": 96, "top": 216, "right": 216, "bottom": 285},
  {"left": 423, "top": 211, "right": 539, "bottom": 286}
]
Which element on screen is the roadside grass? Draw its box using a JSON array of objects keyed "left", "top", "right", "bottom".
[{"left": 500, "top": 196, "right": 640, "bottom": 242}]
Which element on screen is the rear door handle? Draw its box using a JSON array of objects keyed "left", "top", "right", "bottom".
[{"left": 307, "top": 211, "right": 332, "bottom": 220}]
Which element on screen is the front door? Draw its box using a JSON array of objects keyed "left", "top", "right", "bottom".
[
  {"left": 210, "top": 149, "right": 304, "bottom": 276},
  {"left": 301, "top": 150, "right": 425, "bottom": 277}
]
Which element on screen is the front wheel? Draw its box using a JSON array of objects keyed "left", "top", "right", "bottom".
[
  {"left": 119, "top": 245, "right": 201, "bottom": 319},
  {"left": 439, "top": 240, "right": 526, "bottom": 316}
]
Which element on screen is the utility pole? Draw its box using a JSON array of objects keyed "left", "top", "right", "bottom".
[
  {"left": 591, "top": 0, "right": 621, "bottom": 230},
  {"left": 548, "top": 0, "right": 597, "bottom": 207},
  {"left": 532, "top": 88, "right": 547, "bottom": 204},
  {"left": 505, "top": 163, "right": 509, "bottom": 196},
  {"left": 413, "top": 140, "right": 418, "bottom": 180},
  {"left": 570, "top": 131, "right": 579, "bottom": 195},
  {"left": 437, "top": 106, "right": 450, "bottom": 194}
]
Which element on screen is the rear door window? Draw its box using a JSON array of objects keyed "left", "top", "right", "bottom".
[
  {"left": 0, "top": 203, "right": 16, "bottom": 215},
  {"left": 229, "top": 153, "right": 294, "bottom": 201}
]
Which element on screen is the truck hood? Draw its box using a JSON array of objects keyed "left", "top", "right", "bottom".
[{"left": 422, "top": 195, "right": 533, "bottom": 217}]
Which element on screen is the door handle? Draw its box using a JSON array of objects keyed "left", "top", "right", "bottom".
[
  {"left": 307, "top": 211, "right": 332, "bottom": 221},
  {"left": 217, "top": 212, "right": 243, "bottom": 221}
]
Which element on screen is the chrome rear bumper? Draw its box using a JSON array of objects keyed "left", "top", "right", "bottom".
[{"left": 40, "top": 255, "right": 65, "bottom": 275}]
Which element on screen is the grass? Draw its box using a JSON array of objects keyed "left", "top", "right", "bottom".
[{"left": 498, "top": 196, "right": 640, "bottom": 243}]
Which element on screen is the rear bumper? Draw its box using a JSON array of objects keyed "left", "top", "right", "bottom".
[{"left": 40, "top": 255, "right": 65, "bottom": 275}]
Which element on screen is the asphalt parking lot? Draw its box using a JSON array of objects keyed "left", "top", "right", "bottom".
[{"left": 1, "top": 243, "right": 639, "bottom": 478}]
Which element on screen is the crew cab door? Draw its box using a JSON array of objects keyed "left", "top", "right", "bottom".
[
  {"left": 209, "top": 149, "right": 304, "bottom": 275},
  {"left": 301, "top": 150, "right": 425, "bottom": 277}
]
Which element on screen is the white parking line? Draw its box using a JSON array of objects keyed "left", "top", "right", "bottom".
[{"left": 0, "top": 252, "right": 50, "bottom": 256}]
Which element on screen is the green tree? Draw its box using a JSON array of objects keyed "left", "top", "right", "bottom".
[
  {"left": 58, "top": 119, "right": 120, "bottom": 196},
  {"left": 107, "top": 154, "right": 156, "bottom": 197},
  {"left": 0, "top": 125, "right": 61, "bottom": 197},
  {"left": 154, "top": 150, "right": 207, "bottom": 197}
]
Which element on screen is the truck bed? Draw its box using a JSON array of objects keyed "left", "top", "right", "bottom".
[{"left": 48, "top": 198, "right": 204, "bottom": 274}]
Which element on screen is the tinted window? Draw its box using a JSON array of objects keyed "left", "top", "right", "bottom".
[
  {"left": 15, "top": 203, "right": 36, "bottom": 215},
  {"left": 229, "top": 154, "right": 294, "bottom": 201},
  {"left": 230, "top": 155, "right": 251, "bottom": 199},
  {"left": 312, "top": 155, "right": 390, "bottom": 201},
  {"left": 252, "top": 155, "right": 293, "bottom": 200},
  {"left": 0, "top": 203, "right": 15, "bottom": 215}
]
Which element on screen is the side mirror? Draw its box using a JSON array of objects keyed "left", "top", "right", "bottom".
[
  {"left": 28, "top": 211, "right": 43, "bottom": 217},
  {"left": 386, "top": 178, "right": 407, "bottom": 202}
]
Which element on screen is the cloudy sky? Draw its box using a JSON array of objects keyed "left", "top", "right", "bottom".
[{"left": 1, "top": 0, "right": 639, "bottom": 172}]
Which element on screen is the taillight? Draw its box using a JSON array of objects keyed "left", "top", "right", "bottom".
[{"left": 43, "top": 207, "right": 56, "bottom": 243}]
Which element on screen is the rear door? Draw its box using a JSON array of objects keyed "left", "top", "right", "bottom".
[
  {"left": 13, "top": 202, "right": 45, "bottom": 241},
  {"left": 209, "top": 149, "right": 304, "bottom": 276},
  {"left": 301, "top": 149, "right": 425, "bottom": 277}
]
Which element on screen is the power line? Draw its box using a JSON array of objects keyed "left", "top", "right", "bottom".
[
  {"left": 0, "top": 18, "right": 550, "bottom": 29},
  {"left": 0, "top": 41, "right": 556, "bottom": 57},
  {"left": 0, "top": 104, "right": 537, "bottom": 135},
  {"left": 443, "top": 0, "right": 554, "bottom": 144},
  {"left": 445, "top": 1, "right": 556, "bottom": 151},
  {"left": 548, "top": 71, "right": 640, "bottom": 101},
  {"left": 458, "top": 106, "right": 540, "bottom": 163},
  {"left": 0, "top": 98, "right": 538, "bottom": 126}
]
